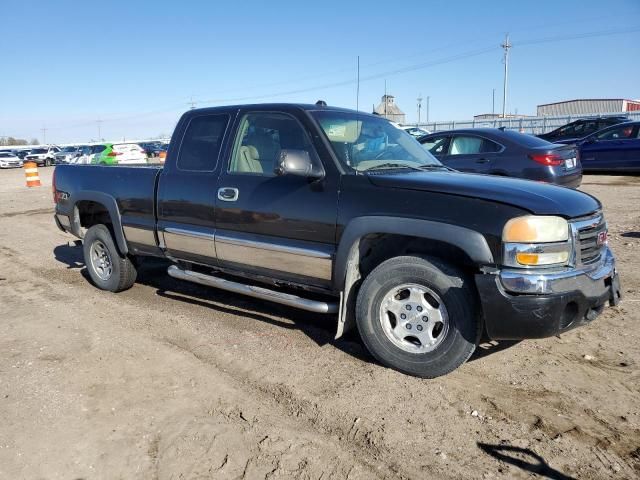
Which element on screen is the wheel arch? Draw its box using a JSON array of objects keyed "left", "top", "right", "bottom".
[
  {"left": 72, "top": 191, "right": 128, "bottom": 255},
  {"left": 333, "top": 216, "right": 494, "bottom": 339}
]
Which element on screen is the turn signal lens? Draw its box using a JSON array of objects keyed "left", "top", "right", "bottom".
[
  {"left": 516, "top": 251, "right": 569, "bottom": 266},
  {"left": 503, "top": 216, "right": 569, "bottom": 243}
]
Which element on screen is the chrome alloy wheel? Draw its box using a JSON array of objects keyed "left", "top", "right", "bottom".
[
  {"left": 90, "top": 240, "right": 113, "bottom": 281},
  {"left": 379, "top": 283, "right": 449, "bottom": 354}
]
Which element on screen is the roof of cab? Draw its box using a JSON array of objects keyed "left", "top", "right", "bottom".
[{"left": 186, "top": 103, "right": 374, "bottom": 116}]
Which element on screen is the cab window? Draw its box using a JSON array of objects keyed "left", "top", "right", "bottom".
[
  {"left": 229, "top": 112, "right": 314, "bottom": 176},
  {"left": 177, "top": 114, "right": 230, "bottom": 171}
]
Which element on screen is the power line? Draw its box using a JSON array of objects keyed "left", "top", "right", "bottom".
[
  {"left": 33, "top": 25, "right": 640, "bottom": 134},
  {"left": 513, "top": 26, "right": 640, "bottom": 47}
]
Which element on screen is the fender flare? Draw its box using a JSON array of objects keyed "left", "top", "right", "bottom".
[
  {"left": 333, "top": 216, "right": 494, "bottom": 339},
  {"left": 71, "top": 191, "right": 128, "bottom": 255},
  {"left": 334, "top": 216, "right": 494, "bottom": 290}
]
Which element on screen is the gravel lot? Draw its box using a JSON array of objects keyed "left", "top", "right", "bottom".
[{"left": 0, "top": 166, "right": 638, "bottom": 479}]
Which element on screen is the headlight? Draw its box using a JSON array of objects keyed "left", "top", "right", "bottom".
[
  {"left": 503, "top": 216, "right": 568, "bottom": 243},
  {"left": 503, "top": 216, "right": 571, "bottom": 268}
]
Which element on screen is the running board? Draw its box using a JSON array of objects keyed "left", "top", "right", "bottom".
[{"left": 167, "top": 265, "right": 338, "bottom": 314}]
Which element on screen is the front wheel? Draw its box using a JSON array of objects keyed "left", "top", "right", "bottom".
[
  {"left": 83, "top": 224, "right": 137, "bottom": 292},
  {"left": 355, "top": 256, "right": 480, "bottom": 378}
]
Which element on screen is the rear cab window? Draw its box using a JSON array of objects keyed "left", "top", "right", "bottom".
[{"left": 177, "top": 114, "right": 230, "bottom": 171}]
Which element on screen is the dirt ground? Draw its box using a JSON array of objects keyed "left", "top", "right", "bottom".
[{"left": 0, "top": 166, "right": 638, "bottom": 480}]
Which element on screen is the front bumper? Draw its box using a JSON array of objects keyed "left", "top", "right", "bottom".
[{"left": 476, "top": 247, "right": 621, "bottom": 340}]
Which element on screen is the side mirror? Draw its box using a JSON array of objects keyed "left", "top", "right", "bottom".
[
  {"left": 275, "top": 149, "right": 324, "bottom": 179},
  {"left": 583, "top": 136, "right": 597, "bottom": 145}
]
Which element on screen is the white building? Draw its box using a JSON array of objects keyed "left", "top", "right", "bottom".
[{"left": 537, "top": 98, "right": 640, "bottom": 116}]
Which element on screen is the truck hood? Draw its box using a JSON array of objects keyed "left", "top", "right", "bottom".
[{"left": 366, "top": 171, "right": 600, "bottom": 218}]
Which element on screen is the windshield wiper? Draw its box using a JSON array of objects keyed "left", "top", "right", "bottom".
[{"left": 362, "top": 163, "right": 423, "bottom": 172}]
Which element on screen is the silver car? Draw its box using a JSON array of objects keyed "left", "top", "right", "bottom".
[
  {"left": 0, "top": 151, "right": 22, "bottom": 168},
  {"left": 55, "top": 146, "right": 83, "bottom": 164}
]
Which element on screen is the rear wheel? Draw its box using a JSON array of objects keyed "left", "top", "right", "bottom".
[
  {"left": 355, "top": 256, "right": 480, "bottom": 378},
  {"left": 83, "top": 224, "right": 137, "bottom": 292}
]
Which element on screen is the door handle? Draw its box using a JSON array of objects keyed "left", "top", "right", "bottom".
[
  {"left": 475, "top": 158, "right": 490, "bottom": 164},
  {"left": 217, "top": 187, "right": 239, "bottom": 202}
]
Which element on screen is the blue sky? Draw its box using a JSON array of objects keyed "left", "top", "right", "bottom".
[{"left": 1, "top": 0, "right": 639, "bottom": 143}]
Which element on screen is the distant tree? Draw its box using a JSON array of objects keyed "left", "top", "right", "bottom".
[{"left": 30, "top": 138, "right": 39, "bottom": 145}]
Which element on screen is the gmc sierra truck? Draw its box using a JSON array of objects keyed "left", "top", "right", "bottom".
[{"left": 53, "top": 104, "right": 621, "bottom": 378}]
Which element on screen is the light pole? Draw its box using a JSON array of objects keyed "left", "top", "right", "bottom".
[
  {"left": 417, "top": 95, "right": 422, "bottom": 127},
  {"left": 426, "top": 96, "right": 430, "bottom": 123},
  {"left": 501, "top": 33, "right": 511, "bottom": 118}
]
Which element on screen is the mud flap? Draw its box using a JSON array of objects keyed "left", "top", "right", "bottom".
[
  {"left": 609, "top": 273, "right": 622, "bottom": 306},
  {"left": 335, "top": 246, "right": 361, "bottom": 339}
]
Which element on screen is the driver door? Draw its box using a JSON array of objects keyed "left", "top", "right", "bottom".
[{"left": 214, "top": 109, "right": 339, "bottom": 288}]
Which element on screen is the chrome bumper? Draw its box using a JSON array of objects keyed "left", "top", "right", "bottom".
[{"left": 499, "top": 247, "right": 616, "bottom": 296}]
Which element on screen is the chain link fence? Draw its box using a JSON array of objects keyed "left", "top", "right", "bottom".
[{"left": 416, "top": 111, "right": 640, "bottom": 135}]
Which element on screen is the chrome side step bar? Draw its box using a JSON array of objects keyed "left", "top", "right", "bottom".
[{"left": 167, "top": 265, "right": 338, "bottom": 314}]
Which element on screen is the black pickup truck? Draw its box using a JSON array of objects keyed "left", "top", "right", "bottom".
[{"left": 53, "top": 103, "right": 622, "bottom": 378}]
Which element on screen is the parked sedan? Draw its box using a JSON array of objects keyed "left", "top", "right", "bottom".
[
  {"left": 401, "top": 126, "right": 431, "bottom": 137},
  {"left": 12, "top": 148, "right": 31, "bottom": 160},
  {"left": 139, "top": 142, "right": 163, "bottom": 157},
  {"left": 577, "top": 121, "right": 640, "bottom": 173},
  {"left": 91, "top": 143, "right": 147, "bottom": 165},
  {"left": 537, "top": 116, "right": 629, "bottom": 144},
  {"left": 418, "top": 128, "right": 582, "bottom": 188},
  {"left": 72, "top": 145, "right": 104, "bottom": 164},
  {"left": 55, "top": 146, "right": 83, "bottom": 164},
  {"left": 0, "top": 151, "right": 22, "bottom": 168}
]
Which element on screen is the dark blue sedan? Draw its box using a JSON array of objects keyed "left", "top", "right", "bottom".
[{"left": 578, "top": 121, "right": 640, "bottom": 173}]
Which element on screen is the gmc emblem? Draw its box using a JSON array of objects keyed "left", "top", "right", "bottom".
[{"left": 596, "top": 231, "right": 608, "bottom": 247}]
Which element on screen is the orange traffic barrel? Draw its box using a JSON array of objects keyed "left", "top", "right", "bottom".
[{"left": 24, "top": 161, "right": 41, "bottom": 187}]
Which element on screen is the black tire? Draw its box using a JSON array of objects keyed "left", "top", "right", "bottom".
[
  {"left": 355, "top": 256, "right": 481, "bottom": 378},
  {"left": 83, "top": 224, "right": 137, "bottom": 292},
  {"left": 44, "top": 158, "right": 51, "bottom": 167}
]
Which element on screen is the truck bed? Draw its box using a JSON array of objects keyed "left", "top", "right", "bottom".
[{"left": 54, "top": 164, "right": 163, "bottom": 254}]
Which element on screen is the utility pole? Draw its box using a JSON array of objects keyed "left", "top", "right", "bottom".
[
  {"left": 356, "top": 56, "right": 360, "bottom": 112},
  {"left": 97, "top": 119, "right": 103, "bottom": 141},
  {"left": 41, "top": 126, "right": 47, "bottom": 145},
  {"left": 501, "top": 33, "right": 511, "bottom": 118},
  {"left": 492, "top": 88, "right": 495, "bottom": 116},
  {"left": 417, "top": 94, "right": 422, "bottom": 127},
  {"left": 189, "top": 96, "right": 196, "bottom": 110},
  {"left": 426, "top": 96, "right": 430, "bottom": 123}
]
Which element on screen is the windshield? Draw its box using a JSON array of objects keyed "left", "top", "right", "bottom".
[
  {"left": 62, "top": 146, "right": 77, "bottom": 152},
  {"left": 311, "top": 111, "right": 442, "bottom": 172}
]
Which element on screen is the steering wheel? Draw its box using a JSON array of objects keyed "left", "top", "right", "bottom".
[{"left": 374, "top": 145, "right": 400, "bottom": 160}]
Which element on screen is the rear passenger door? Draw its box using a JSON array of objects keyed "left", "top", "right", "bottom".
[
  {"left": 441, "top": 134, "right": 502, "bottom": 174},
  {"left": 156, "top": 112, "right": 232, "bottom": 264},
  {"left": 213, "top": 109, "right": 339, "bottom": 288}
]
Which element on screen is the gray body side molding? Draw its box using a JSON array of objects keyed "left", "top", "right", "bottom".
[{"left": 333, "top": 216, "right": 494, "bottom": 339}]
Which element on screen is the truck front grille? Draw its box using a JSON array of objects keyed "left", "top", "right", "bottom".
[{"left": 574, "top": 214, "right": 607, "bottom": 266}]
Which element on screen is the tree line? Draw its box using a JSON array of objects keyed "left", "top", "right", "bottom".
[{"left": 0, "top": 137, "right": 39, "bottom": 146}]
